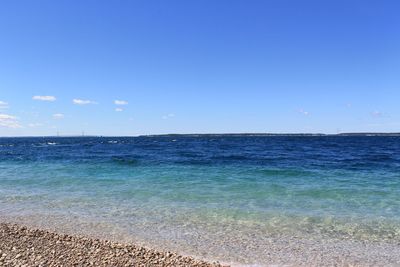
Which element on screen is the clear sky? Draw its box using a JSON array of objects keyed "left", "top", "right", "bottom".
[{"left": 0, "top": 0, "right": 399, "bottom": 136}]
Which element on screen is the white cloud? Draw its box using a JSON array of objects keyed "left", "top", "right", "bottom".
[
  {"left": 298, "top": 109, "right": 309, "bottom": 116},
  {"left": 114, "top": 100, "right": 128, "bottom": 105},
  {"left": 0, "top": 114, "right": 15, "bottom": 120},
  {"left": 115, "top": 108, "right": 123, "bottom": 112},
  {"left": 33, "top": 95, "right": 56, "bottom": 101},
  {"left": 53, "top": 113, "right": 64, "bottom": 119},
  {"left": 0, "top": 114, "right": 22, "bottom": 128},
  {"left": 73, "top": 99, "right": 97, "bottom": 105},
  {"left": 371, "top": 111, "right": 384, "bottom": 117},
  {"left": 0, "top": 101, "right": 9, "bottom": 109},
  {"left": 162, "top": 113, "right": 175, "bottom": 119},
  {"left": 28, "top": 123, "right": 43, "bottom": 127}
]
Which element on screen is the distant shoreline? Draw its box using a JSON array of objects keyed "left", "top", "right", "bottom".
[{"left": 143, "top": 132, "right": 400, "bottom": 137}]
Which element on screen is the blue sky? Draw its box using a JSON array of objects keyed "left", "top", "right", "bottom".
[{"left": 0, "top": 0, "right": 399, "bottom": 136}]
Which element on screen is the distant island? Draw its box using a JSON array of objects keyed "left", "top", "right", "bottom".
[{"left": 142, "top": 133, "right": 400, "bottom": 137}]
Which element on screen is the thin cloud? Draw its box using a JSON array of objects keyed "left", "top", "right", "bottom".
[
  {"left": 53, "top": 113, "right": 64, "bottom": 119},
  {"left": 73, "top": 99, "right": 97, "bottom": 105},
  {"left": 115, "top": 108, "right": 123, "bottom": 112},
  {"left": 371, "top": 110, "right": 384, "bottom": 117},
  {"left": 298, "top": 109, "right": 309, "bottom": 116},
  {"left": 33, "top": 95, "right": 56, "bottom": 101},
  {"left": 162, "top": 113, "right": 175, "bottom": 120},
  {"left": 28, "top": 123, "right": 43, "bottom": 127},
  {"left": 366, "top": 122, "right": 400, "bottom": 127},
  {"left": 114, "top": 100, "right": 128, "bottom": 105},
  {"left": 0, "top": 113, "right": 22, "bottom": 128},
  {"left": 0, "top": 101, "right": 9, "bottom": 109}
]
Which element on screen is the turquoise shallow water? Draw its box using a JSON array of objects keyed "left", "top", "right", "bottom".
[{"left": 1, "top": 136, "right": 400, "bottom": 264}]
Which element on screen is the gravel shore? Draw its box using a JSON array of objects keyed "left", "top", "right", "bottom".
[{"left": 0, "top": 223, "right": 225, "bottom": 267}]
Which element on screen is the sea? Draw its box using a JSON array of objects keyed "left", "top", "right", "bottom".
[{"left": 1, "top": 135, "right": 399, "bottom": 265}]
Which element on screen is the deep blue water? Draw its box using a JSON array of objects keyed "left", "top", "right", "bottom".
[{"left": 1, "top": 136, "right": 400, "bottom": 263}]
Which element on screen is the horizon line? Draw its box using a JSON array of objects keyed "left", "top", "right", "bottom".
[{"left": 1, "top": 132, "right": 400, "bottom": 138}]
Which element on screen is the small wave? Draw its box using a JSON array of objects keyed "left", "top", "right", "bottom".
[
  {"left": 32, "top": 142, "right": 58, "bottom": 147},
  {"left": 178, "top": 152, "right": 202, "bottom": 158},
  {"left": 108, "top": 141, "right": 118, "bottom": 144},
  {"left": 174, "top": 159, "right": 212, "bottom": 165},
  {"left": 257, "top": 168, "right": 313, "bottom": 177},
  {"left": 212, "top": 154, "right": 250, "bottom": 161},
  {"left": 111, "top": 156, "right": 140, "bottom": 166}
]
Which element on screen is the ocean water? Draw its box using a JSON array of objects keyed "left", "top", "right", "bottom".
[{"left": 1, "top": 136, "right": 400, "bottom": 265}]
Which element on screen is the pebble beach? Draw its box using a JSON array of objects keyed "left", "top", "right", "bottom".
[{"left": 0, "top": 223, "right": 224, "bottom": 267}]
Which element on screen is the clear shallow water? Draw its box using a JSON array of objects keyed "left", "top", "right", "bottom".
[{"left": 1, "top": 136, "right": 400, "bottom": 265}]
